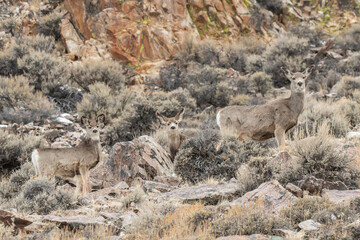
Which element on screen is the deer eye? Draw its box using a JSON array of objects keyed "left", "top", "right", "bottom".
[{"left": 167, "top": 123, "right": 171, "bottom": 126}]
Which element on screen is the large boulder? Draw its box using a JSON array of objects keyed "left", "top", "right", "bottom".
[
  {"left": 232, "top": 180, "right": 297, "bottom": 213},
  {"left": 322, "top": 189, "right": 360, "bottom": 205},
  {"left": 104, "top": 135, "right": 174, "bottom": 185}
]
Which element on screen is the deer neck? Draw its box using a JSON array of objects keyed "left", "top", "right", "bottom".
[
  {"left": 289, "top": 91, "right": 305, "bottom": 117},
  {"left": 168, "top": 130, "right": 180, "bottom": 144},
  {"left": 78, "top": 137, "right": 101, "bottom": 156}
]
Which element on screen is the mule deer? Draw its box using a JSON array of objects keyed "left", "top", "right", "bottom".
[
  {"left": 31, "top": 114, "right": 105, "bottom": 194},
  {"left": 216, "top": 66, "right": 314, "bottom": 150},
  {"left": 156, "top": 108, "right": 186, "bottom": 159}
]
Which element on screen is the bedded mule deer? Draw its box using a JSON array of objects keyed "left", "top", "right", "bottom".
[
  {"left": 216, "top": 66, "right": 314, "bottom": 150},
  {"left": 31, "top": 114, "right": 105, "bottom": 194},
  {"left": 156, "top": 108, "right": 186, "bottom": 159}
]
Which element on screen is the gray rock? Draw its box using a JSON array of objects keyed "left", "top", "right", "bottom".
[
  {"left": 156, "top": 179, "right": 242, "bottom": 204},
  {"left": 42, "top": 215, "right": 107, "bottom": 229},
  {"left": 55, "top": 117, "right": 73, "bottom": 125},
  {"left": 232, "top": 180, "right": 297, "bottom": 213},
  {"left": 322, "top": 189, "right": 360, "bottom": 205},
  {"left": 298, "top": 219, "right": 322, "bottom": 231},
  {"left": 286, "top": 183, "right": 303, "bottom": 198}
]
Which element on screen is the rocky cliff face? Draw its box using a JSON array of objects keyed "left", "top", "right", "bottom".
[{"left": 62, "top": 0, "right": 265, "bottom": 64}]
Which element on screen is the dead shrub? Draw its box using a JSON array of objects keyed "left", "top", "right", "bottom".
[
  {"left": 0, "top": 129, "right": 45, "bottom": 174},
  {"left": 337, "top": 76, "right": 360, "bottom": 97},
  {"left": 0, "top": 76, "right": 55, "bottom": 123},
  {"left": 3, "top": 177, "right": 75, "bottom": 214},
  {"left": 0, "top": 224, "right": 14, "bottom": 240},
  {"left": 0, "top": 17, "right": 17, "bottom": 36},
  {"left": 128, "top": 202, "right": 214, "bottom": 240},
  {"left": 121, "top": 187, "right": 145, "bottom": 208},
  {"left": 335, "top": 98, "right": 360, "bottom": 128}
]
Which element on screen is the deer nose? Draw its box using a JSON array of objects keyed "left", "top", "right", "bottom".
[
  {"left": 298, "top": 82, "right": 303, "bottom": 86},
  {"left": 170, "top": 126, "right": 176, "bottom": 130},
  {"left": 93, "top": 129, "right": 98, "bottom": 133}
]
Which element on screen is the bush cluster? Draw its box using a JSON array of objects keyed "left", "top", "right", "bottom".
[
  {"left": 38, "top": 11, "right": 63, "bottom": 40},
  {"left": 0, "top": 76, "right": 56, "bottom": 123},
  {"left": 0, "top": 130, "right": 45, "bottom": 173},
  {"left": 174, "top": 130, "right": 274, "bottom": 184}
]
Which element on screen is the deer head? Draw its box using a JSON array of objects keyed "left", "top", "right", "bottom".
[
  {"left": 156, "top": 108, "right": 185, "bottom": 131},
  {"left": 80, "top": 114, "right": 106, "bottom": 141},
  {"left": 281, "top": 66, "right": 314, "bottom": 94}
]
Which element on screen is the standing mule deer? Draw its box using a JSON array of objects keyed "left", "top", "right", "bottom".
[
  {"left": 31, "top": 114, "right": 105, "bottom": 194},
  {"left": 156, "top": 108, "right": 186, "bottom": 159},
  {"left": 217, "top": 66, "right": 314, "bottom": 150}
]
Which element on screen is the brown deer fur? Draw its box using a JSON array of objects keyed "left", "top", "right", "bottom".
[
  {"left": 31, "top": 114, "right": 105, "bottom": 194},
  {"left": 156, "top": 108, "right": 186, "bottom": 159},
  {"left": 217, "top": 66, "right": 313, "bottom": 150}
]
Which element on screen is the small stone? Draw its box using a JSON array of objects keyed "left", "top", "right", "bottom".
[{"left": 286, "top": 183, "right": 303, "bottom": 198}]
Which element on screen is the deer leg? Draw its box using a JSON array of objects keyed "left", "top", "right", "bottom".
[
  {"left": 79, "top": 167, "right": 89, "bottom": 195},
  {"left": 275, "top": 128, "right": 286, "bottom": 151},
  {"left": 75, "top": 175, "right": 82, "bottom": 195}
]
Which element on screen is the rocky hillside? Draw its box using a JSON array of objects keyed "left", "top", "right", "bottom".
[{"left": 1, "top": 0, "right": 360, "bottom": 239}]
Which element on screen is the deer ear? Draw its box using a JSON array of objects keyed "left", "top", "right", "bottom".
[
  {"left": 175, "top": 108, "right": 185, "bottom": 121},
  {"left": 281, "top": 67, "right": 292, "bottom": 80},
  {"left": 156, "top": 112, "right": 166, "bottom": 125},
  {"left": 80, "top": 116, "right": 89, "bottom": 126},
  {"left": 97, "top": 114, "right": 106, "bottom": 124},
  {"left": 303, "top": 65, "right": 314, "bottom": 78}
]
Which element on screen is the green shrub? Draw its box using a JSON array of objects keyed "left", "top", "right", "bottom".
[
  {"left": 249, "top": 72, "right": 272, "bottom": 97},
  {"left": 121, "top": 187, "right": 145, "bottom": 208},
  {"left": 0, "top": 224, "right": 14, "bottom": 240},
  {"left": 337, "top": 53, "right": 360, "bottom": 76},
  {"left": 38, "top": 11, "right": 63, "bottom": 40},
  {"left": 290, "top": 23, "right": 325, "bottom": 47},
  {"left": 280, "top": 197, "right": 334, "bottom": 226},
  {"left": 289, "top": 123, "right": 358, "bottom": 187},
  {"left": 0, "top": 129, "right": 45, "bottom": 174},
  {"left": 16, "top": 35, "right": 57, "bottom": 54},
  {"left": 336, "top": 24, "right": 360, "bottom": 52},
  {"left": 17, "top": 51, "right": 68, "bottom": 96},
  {"left": 245, "top": 54, "right": 264, "bottom": 73},
  {"left": 104, "top": 96, "right": 157, "bottom": 144},
  {"left": 158, "top": 63, "right": 184, "bottom": 91},
  {"left": 77, "top": 82, "right": 132, "bottom": 121},
  {"left": 0, "top": 17, "right": 16, "bottom": 36},
  {"left": 212, "top": 203, "right": 289, "bottom": 237},
  {"left": 292, "top": 97, "right": 349, "bottom": 138},
  {"left": 0, "top": 76, "right": 55, "bottom": 123},
  {"left": 174, "top": 130, "right": 274, "bottom": 184},
  {"left": 187, "top": 66, "right": 234, "bottom": 107},
  {"left": 0, "top": 162, "right": 35, "bottom": 202},
  {"left": 264, "top": 34, "right": 309, "bottom": 87},
  {"left": 335, "top": 98, "right": 360, "bottom": 128},
  {"left": 337, "top": 76, "right": 360, "bottom": 97},
  {"left": 4, "top": 177, "right": 75, "bottom": 214},
  {"left": 69, "top": 60, "right": 126, "bottom": 93},
  {"left": 257, "top": 0, "right": 284, "bottom": 15}
]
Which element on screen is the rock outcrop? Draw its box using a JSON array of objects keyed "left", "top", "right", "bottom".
[
  {"left": 104, "top": 135, "right": 173, "bottom": 185},
  {"left": 232, "top": 180, "right": 297, "bottom": 213},
  {"left": 155, "top": 179, "right": 242, "bottom": 204}
]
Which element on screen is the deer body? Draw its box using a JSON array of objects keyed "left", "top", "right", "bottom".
[
  {"left": 217, "top": 67, "right": 313, "bottom": 150},
  {"left": 156, "top": 108, "right": 186, "bottom": 159},
  {"left": 31, "top": 114, "right": 105, "bottom": 194},
  {"left": 168, "top": 130, "right": 187, "bottom": 158}
]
